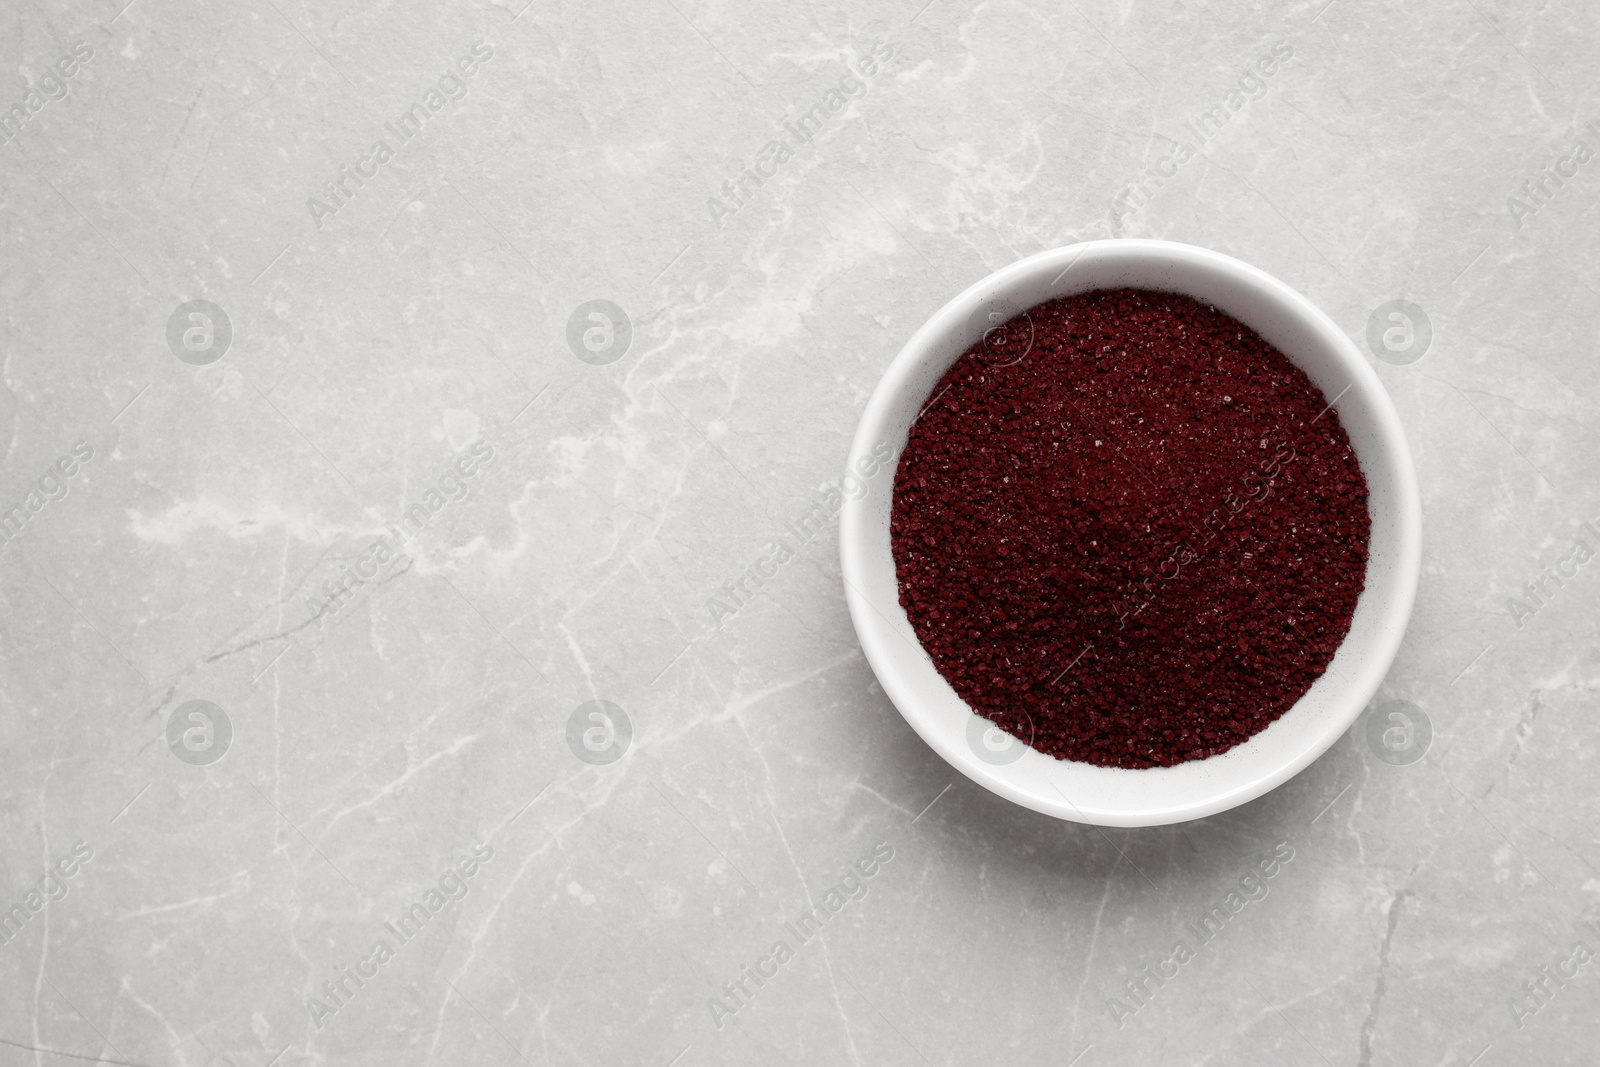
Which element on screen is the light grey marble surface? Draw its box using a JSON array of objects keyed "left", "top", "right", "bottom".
[{"left": 2, "top": 0, "right": 1598, "bottom": 1064}]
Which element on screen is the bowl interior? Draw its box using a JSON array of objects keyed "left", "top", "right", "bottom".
[{"left": 840, "top": 240, "right": 1420, "bottom": 826}]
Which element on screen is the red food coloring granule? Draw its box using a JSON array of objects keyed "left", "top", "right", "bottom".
[{"left": 890, "top": 288, "right": 1370, "bottom": 769}]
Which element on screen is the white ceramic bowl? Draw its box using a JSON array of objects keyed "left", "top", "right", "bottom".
[{"left": 840, "top": 239, "right": 1420, "bottom": 827}]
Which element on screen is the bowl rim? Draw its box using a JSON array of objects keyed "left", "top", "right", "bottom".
[{"left": 839, "top": 238, "right": 1421, "bottom": 826}]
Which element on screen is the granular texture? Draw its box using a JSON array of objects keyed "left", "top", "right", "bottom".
[{"left": 890, "top": 288, "right": 1370, "bottom": 768}]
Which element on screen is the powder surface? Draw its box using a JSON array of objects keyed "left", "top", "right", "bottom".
[{"left": 890, "top": 288, "right": 1370, "bottom": 769}]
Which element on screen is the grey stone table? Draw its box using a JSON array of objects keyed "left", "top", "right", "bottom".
[{"left": 2, "top": 0, "right": 1597, "bottom": 1064}]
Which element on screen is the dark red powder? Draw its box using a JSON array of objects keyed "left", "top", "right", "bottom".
[{"left": 890, "top": 288, "right": 1370, "bottom": 769}]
